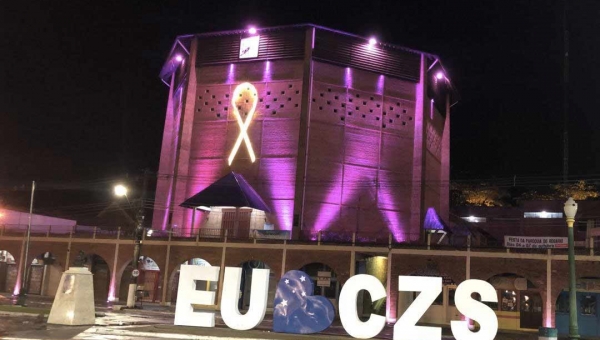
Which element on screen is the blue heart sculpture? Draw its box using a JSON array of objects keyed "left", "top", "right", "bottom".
[{"left": 273, "top": 270, "right": 335, "bottom": 334}]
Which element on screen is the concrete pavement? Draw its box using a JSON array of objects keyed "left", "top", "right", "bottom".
[{"left": 0, "top": 293, "right": 547, "bottom": 339}]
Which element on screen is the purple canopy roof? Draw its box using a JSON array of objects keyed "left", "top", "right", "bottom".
[{"left": 180, "top": 172, "right": 271, "bottom": 213}]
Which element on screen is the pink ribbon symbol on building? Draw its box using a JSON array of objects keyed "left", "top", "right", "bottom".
[{"left": 228, "top": 82, "right": 258, "bottom": 165}]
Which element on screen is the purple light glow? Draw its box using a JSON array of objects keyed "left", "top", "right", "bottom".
[
  {"left": 248, "top": 26, "right": 257, "bottom": 35},
  {"left": 108, "top": 276, "right": 117, "bottom": 302},
  {"left": 263, "top": 61, "right": 272, "bottom": 82},
  {"left": 260, "top": 158, "right": 297, "bottom": 231},
  {"left": 344, "top": 67, "right": 353, "bottom": 88},
  {"left": 377, "top": 172, "right": 408, "bottom": 242},
  {"left": 423, "top": 207, "right": 445, "bottom": 231},
  {"left": 12, "top": 275, "right": 21, "bottom": 295},
  {"left": 368, "top": 37, "right": 377, "bottom": 46},
  {"left": 435, "top": 71, "right": 444, "bottom": 80},
  {"left": 377, "top": 75, "right": 385, "bottom": 95},
  {"left": 227, "top": 63, "right": 236, "bottom": 84},
  {"left": 430, "top": 99, "right": 434, "bottom": 119},
  {"left": 175, "top": 54, "right": 183, "bottom": 62},
  {"left": 161, "top": 89, "right": 184, "bottom": 230}
]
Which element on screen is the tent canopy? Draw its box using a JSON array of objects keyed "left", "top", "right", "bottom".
[{"left": 180, "top": 172, "right": 271, "bottom": 213}]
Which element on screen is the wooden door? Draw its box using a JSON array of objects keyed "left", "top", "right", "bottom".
[{"left": 519, "top": 291, "right": 542, "bottom": 329}]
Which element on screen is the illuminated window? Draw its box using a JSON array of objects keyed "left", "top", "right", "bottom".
[
  {"left": 501, "top": 290, "right": 517, "bottom": 311},
  {"left": 524, "top": 211, "right": 563, "bottom": 219},
  {"left": 461, "top": 216, "right": 487, "bottom": 223}
]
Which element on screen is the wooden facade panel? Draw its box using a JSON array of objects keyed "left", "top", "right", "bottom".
[
  {"left": 302, "top": 201, "right": 341, "bottom": 231},
  {"left": 261, "top": 119, "right": 300, "bottom": 157},
  {"left": 382, "top": 97, "right": 415, "bottom": 136},
  {"left": 195, "top": 84, "right": 232, "bottom": 122},
  {"left": 380, "top": 133, "right": 414, "bottom": 171},
  {"left": 349, "top": 68, "right": 385, "bottom": 94},
  {"left": 310, "top": 82, "right": 346, "bottom": 125},
  {"left": 304, "top": 160, "right": 343, "bottom": 205},
  {"left": 257, "top": 158, "right": 297, "bottom": 200},
  {"left": 313, "top": 28, "right": 420, "bottom": 82},
  {"left": 196, "top": 28, "right": 305, "bottom": 66},
  {"left": 307, "top": 122, "right": 344, "bottom": 163},
  {"left": 312, "top": 61, "right": 346, "bottom": 87},
  {"left": 384, "top": 75, "right": 417, "bottom": 100},
  {"left": 258, "top": 81, "right": 303, "bottom": 120},
  {"left": 196, "top": 60, "right": 305, "bottom": 85},
  {"left": 190, "top": 122, "right": 228, "bottom": 159},
  {"left": 425, "top": 107, "right": 445, "bottom": 161},
  {"left": 341, "top": 164, "right": 378, "bottom": 208},
  {"left": 187, "top": 159, "right": 228, "bottom": 191},
  {"left": 345, "top": 89, "right": 383, "bottom": 130},
  {"left": 377, "top": 169, "right": 413, "bottom": 211},
  {"left": 344, "top": 127, "right": 380, "bottom": 167}
]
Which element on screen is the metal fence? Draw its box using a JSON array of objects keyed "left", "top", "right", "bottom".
[{"left": 0, "top": 224, "right": 596, "bottom": 255}]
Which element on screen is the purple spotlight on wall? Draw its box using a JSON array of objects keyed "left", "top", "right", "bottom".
[
  {"left": 227, "top": 63, "right": 235, "bottom": 84},
  {"left": 248, "top": 26, "right": 257, "bottom": 35},
  {"left": 344, "top": 67, "right": 353, "bottom": 88},
  {"left": 435, "top": 71, "right": 444, "bottom": 80},
  {"left": 368, "top": 37, "right": 377, "bottom": 46},
  {"left": 263, "top": 60, "right": 272, "bottom": 82}
]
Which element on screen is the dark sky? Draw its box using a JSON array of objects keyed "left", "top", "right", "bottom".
[{"left": 1, "top": 0, "right": 599, "bottom": 188}]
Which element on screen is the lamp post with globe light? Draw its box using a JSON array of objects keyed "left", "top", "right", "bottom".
[
  {"left": 114, "top": 183, "right": 144, "bottom": 308},
  {"left": 564, "top": 197, "right": 580, "bottom": 339}
]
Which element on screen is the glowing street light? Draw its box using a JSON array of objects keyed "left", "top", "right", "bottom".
[
  {"left": 435, "top": 71, "right": 444, "bottom": 80},
  {"left": 368, "top": 37, "right": 377, "bottom": 46},
  {"left": 114, "top": 184, "right": 128, "bottom": 197},
  {"left": 248, "top": 26, "right": 257, "bottom": 35},
  {"left": 112, "top": 171, "right": 150, "bottom": 308},
  {"left": 174, "top": 54, "right": 183, "bottom": 63}
]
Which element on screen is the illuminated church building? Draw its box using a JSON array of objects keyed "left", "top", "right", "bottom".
[{"left": 153, "top": 24, "right": 456, "bottom": 241}]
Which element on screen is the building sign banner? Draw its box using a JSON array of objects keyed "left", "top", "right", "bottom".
[
  {"left": 174, "top": 266, "right": 499, "bottom": 340},
  {"left": 239, "top": 36, "right": 259, "bottom": 59},
  {"left": 317, "top": 271, "right": 331, "bottom": 287},
  {"left": 504, "top": 236, "right": 568, "bottom": 249}
]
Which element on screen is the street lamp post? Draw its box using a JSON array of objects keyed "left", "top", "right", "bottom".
[
  {"left": 114, "top": 183, "right": 143, "bottom": 308},
  {"left": 564, "top": 197, "right": 580, "bottom": 339},
  {"left": 15, "top": 181, "right": 35, "bottom": 306}
]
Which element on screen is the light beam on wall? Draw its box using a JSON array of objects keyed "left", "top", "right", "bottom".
[{"left": 228, "top": 82, "right": 258, "bottom": 165}]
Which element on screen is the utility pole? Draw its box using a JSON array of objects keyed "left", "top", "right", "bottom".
[
  {"left": 562, "top": 0, "right": 570, "bottom": 183},
  {"left": 126, "top": 169, "right": 149, "bottom": 308},
  {"left": 16, "top": 181, "right": 35, "bottom": 306}
]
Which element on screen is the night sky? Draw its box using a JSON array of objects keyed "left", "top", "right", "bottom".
[{"left": 1, "top": 1, "right": 599, "bottom": 189}]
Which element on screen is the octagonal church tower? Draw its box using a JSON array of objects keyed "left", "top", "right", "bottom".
[{"left": 152, "top": 24, "right": 456, "bottom": 243}]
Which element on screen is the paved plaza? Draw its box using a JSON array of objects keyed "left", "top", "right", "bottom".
[{"left": 0, "top": 293, "right": 548, "bottom": 340}]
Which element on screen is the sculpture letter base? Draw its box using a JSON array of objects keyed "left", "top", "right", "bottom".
[{"left": 47, "top": 267, "right": 95, "bottom": 325}]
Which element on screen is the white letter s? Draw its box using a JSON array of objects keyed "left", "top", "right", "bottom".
[{"left": 450, "top": 279, "right": 498, "bottom": 340}]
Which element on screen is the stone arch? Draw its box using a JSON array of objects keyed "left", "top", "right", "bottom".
[
  {"left": 118, "top": 255, "right": 162, "bottom": 303},
  {"left": 484, "top": 272, "right": 543, "bottom": 330},
  {"left": 26, "top": 252, "right": 63, "bottom": 297},
  {"left": 0, "top": 250, "right": 18, "bottom": 294},
  {"left": 286, "top": 250, "right": 349, "bottom": 285},
  {"left": 235, "top": 259, "right": 276, "bottom": 311},
  {"left": 67, "top": 250, "right": 112, "bottom": 302},
  {"left": 168, "top": 257, "right": 214, "bottom": 304}
]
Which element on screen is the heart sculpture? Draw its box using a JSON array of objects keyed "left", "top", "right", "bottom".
[{"left": 273, "top": 270, "right": 335, "bottom": 334}]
